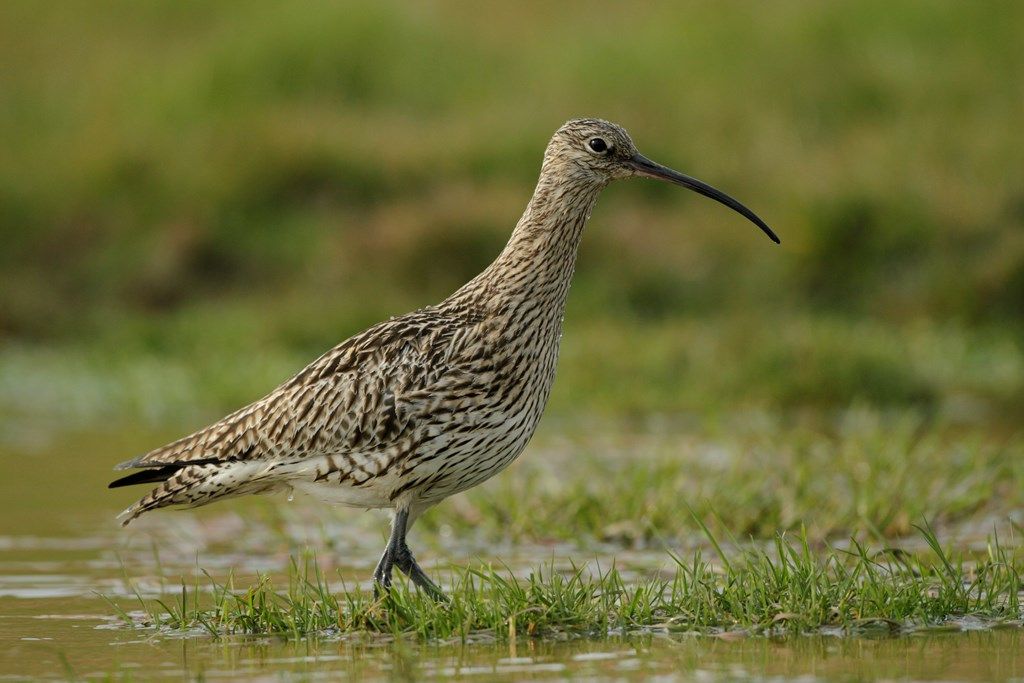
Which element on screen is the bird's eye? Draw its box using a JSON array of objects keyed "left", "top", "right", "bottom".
[{"left": 588, "top": 137, "right": 609, "bottom": 154}]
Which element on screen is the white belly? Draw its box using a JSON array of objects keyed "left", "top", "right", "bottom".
[
  {"left": 289, "top": 480, "right": 393, "bottom": 509},
  {"left": 280, "top": 455, "right": 399, "bottom": 509}
]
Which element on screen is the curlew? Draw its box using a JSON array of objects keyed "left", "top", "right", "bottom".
[{"left": 109, "top": 118, "right": 778, "bottom": 599}]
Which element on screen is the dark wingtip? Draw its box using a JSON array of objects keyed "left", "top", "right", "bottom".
[
  {"left": 108, "top": 467, "right": 175, "bottom": 489},
  {"left": 108, "top": 457, "right": 221, "bottom": 488}
]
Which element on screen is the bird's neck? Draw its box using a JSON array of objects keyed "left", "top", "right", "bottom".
[{"left": 470, "top": 169, "right": 605, "bottom": 313}]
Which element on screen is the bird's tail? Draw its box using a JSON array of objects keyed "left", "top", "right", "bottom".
[
  {"left": 111, "top": 462, "right": 212, "bottom": 526},
  {"left": 111, "top": 460, "right": 281, "bottom": 526}
]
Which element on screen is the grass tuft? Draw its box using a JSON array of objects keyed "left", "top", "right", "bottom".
[{"left": 111, "top": 525, "right": 1023, "bottom": 640}]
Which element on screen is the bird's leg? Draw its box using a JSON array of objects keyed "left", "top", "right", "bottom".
[
  {"left": 372, "top": 546, "right": 393, "bottom": 595},
  {"left": 372, "top": 509, "right": 404, "bottom": 596},
  {"left": 372, "top": 546, "right": 394, "bottom": 597},
  {"left": 373, "top": 506, "right": 447, "bottom": 601}
]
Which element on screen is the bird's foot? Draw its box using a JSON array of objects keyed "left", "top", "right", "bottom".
[
  {"left": 372, "top": 546, "right": 394, "bottom": 599},
  {"left": 371, "top": 506, "right": 446, "bottom": 602},
  {"left": 394, "top": 543, "right": 448, "bottom": 602}
]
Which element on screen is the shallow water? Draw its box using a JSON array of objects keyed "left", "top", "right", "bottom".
[{"left": 1, "top": 428, "right": 1022, "bottom": 681}]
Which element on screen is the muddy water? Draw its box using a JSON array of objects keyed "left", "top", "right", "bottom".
[{"left": 1, "top": 428, "right": 1022, "bottom": 681}]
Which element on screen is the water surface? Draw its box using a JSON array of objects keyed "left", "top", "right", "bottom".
[{"left": 1, "top": 428, "right": 1021, "bottom": 681}]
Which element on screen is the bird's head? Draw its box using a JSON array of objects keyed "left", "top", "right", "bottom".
[{"left": 546, "top": 118, "right": 779, "bottom": 244}]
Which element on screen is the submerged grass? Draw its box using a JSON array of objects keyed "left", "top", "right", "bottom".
[{"left": 113, "top": 524, "right": 1023, "bottom": 640}]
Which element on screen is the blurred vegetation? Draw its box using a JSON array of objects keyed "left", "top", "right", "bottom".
[{"left": 0, "top": 1, "right": 1022, "bottom": 428}]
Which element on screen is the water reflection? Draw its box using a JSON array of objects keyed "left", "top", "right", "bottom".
[{"left": 9, "top": 627, "right": 1019, "bottom": 680}]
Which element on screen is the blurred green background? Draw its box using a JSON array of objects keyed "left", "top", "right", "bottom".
[{"left": 1, "top": 0, "right": 1022, "bottom": 432}]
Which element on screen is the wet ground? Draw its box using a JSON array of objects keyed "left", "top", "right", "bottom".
[{"left": 1, "top": 428, "right": 1022, "bottom": 681}]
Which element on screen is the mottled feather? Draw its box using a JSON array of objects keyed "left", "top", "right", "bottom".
[{"left": 112, "top": 119, "right": 641, "bottom": 525}]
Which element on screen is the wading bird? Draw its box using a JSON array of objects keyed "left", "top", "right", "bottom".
[{"left": 110, "top": 119, "right": 778, "bottom": 599}]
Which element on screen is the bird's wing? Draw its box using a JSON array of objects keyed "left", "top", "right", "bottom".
[{"left": 113, "top": 309, "right": 489, "bottom": 475}]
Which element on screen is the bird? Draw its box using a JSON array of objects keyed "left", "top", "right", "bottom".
[{"left": 109, "top": 118, "right": 778, "bottom": 600}]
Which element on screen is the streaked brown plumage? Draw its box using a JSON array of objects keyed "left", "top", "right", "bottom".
[{"left": 110, "top": 118, "right": 778, "bottom": 598}]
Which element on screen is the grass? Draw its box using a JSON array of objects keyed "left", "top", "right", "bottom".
[
  {"left": 109, "top": 523, "right": 1023, "bottom": 640},
  {"left": 426, "top": 410, "right": 1024, "bottom": 545},
  {"left": 3, "top": 0, "right": 1022, "bottom": 654},
  {"left": 92, "top": 398, "right": 1024, "bottom": 643}
]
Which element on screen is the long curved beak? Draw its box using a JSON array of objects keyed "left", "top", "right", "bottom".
[{"left": 626, "top": 153, "right": 780, "bottom": 244}]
